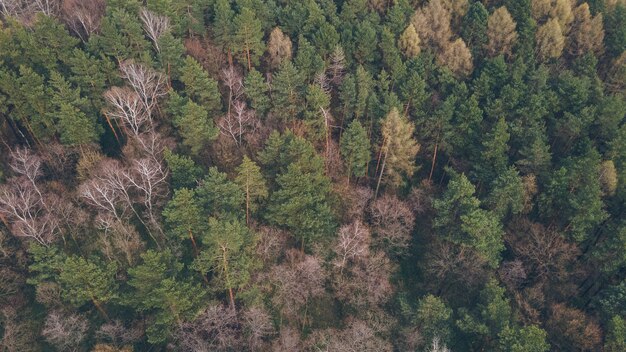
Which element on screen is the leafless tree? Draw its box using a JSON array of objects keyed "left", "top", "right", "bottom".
[
  {"left": 35, "top": 282, "right": 62, "bottom": 307},
  {"left": 176, "top": 304, "right": 243, "bottom": 352},
  {"left": 41, "top": 311, "right": 89, "bottom": 351},
  {"left": 243, "top": 307, "right": 274, "bottom": 350},
  {"left": 271, "top": 327, "right": 302, "bottom": 352},
  {"left": 98, "top": 216, "right": 144, "bottom": 266},
  {"left": 61, "top": 0, "right": 106, "bottom": 41},
  {"left": 0, "top": 305, "right": 37, "bottom": 352},
  {"left": 222, "top": 67, "right": 244, "bottom": 121},
  {"left": 0, "top": 181, "right": 58, "bottom": 246},
  {"left": 269, "top": 250, "right": 325, "bottom": 324},
  {"left": 119, "top": 61, "right": 168, "bottom": 116},
  {"left": 498, "top": 260, "right": 527, "bottom": 290},
  {"left": 369, "top": 194, "right": 415, "bottom": 253},
  {"left": 308, "top": 318, "right": 393, "bottom": 352},
  {"left": 140, "top": 8, "right": 170, "bottom": 52},
  {"left": 425, "top": 241, "right": 489, "bottom": 291},
  {"left": 254, "top": 226, "right": 291, "bottom": 265},
  {"left": 426, "top": 336, "right": 451, "bottom": 352},
  {"left": 104, "top": 86, "right": 150, "bottom": 137},
  {"left": 9, "top": 147, "right": 43, "bottom": 199},
  {"left": 333, "top": 220, "right": 370, "bottom": 273},
  {"left": 332, "top": 250, "right": 394, "bottom": 308},
  {"left": 125, "top": 157, "right": 168, "bottom": 232},
  {"left": 31, "top": 0, "right": 58, "bottom": 15},
  {"left": 96, "top": 320, "right": 144, "bottom": 349},
  {"left": 79, "top": 160, "right": 132, "bottom": 223},
  {"left": 219, "top": 100, "right": 255, "bottom": 146}
]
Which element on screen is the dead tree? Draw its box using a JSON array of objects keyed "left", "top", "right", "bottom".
[
  {"left": 61, "top": 0, "right": 106, "bottom": 41},
  {"left": 104, "top": 86, "right": 150, "bottom": 137}
]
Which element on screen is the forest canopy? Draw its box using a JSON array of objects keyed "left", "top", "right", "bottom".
[{"left": 0, "top": 0, "right": 625, "bottom": 351}]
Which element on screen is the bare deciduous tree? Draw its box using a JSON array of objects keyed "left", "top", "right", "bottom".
[
  {"left": 41, "top": 311, "right": 89, "bottom": 351},
  {"left": 218, "top": 100, "right": 255, "bottom": 146},
  {"left": 104, "top": 86, "right": 150, "bottom": 137},
  {"left": 140, "top": 8, "right": 170, "bottom": 52},
  {"left": 0, "top": 181, "right": 58, "bottom": 245},
  {"left": 9, "top": 147, "right": 43, "bottom": 199},
  {"left": 269, "top": 250, "right": 325, "bottom": 324},
  {"left": 96, "top": 320, "right": 144, "bottom": 349},
  {"left": 61, "top": 0, "right": 106, "bottom": 41},
  {"left": 126, "top": 157, "right": 168, "bottom": 232},
  {"left": 119, "top": 62, "right": 168, "bottom": 115},
  {"left": 369, "top": 194, "right": 415, "bottom": 253},
  {"left": 243, "top": 307, "right": 274, "bottom": 350},
  {"left": 333, "top": 220, "right": 370, "bottom": 272},
  {"left": 176, "top": 304, "right": 242, "bottom": 352}
]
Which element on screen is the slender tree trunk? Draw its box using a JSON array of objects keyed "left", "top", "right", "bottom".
[
  {"left": 188, "top": 229, "right": 199, "bottom": 256},
  {"left": 429, "top": 142, "right": 439, "bottom": 182},
  {"left": 222, "top": 246, "right": 236, "bottom": 309},
  {"left": 246, "top": 43, "right": 252, "bottom": 71},
  {"left": 245, "top": 181, "right": 250, "bottom": 225},
  {"left": 92, "top": 298, "right": 110, "bottom": 321},
  {"left": 374, "top": 148, "right": 388, "bottom": 199}
]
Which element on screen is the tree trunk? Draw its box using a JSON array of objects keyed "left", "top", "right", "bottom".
[
  {"left": 222, "top": 246, "right": 236, "bottom": 309},
  {"left": 188, "top": 229, "right": 199, "bottom": 256},
  {"left": 92, "top": 298, "right": 110, "bottom": 321},
  {"left": 374, "top": 148, "right": 388, "bottom": 199},
  {"left": 429, "top": 142, "right": 438, "bottom": 182},
  {"left": 245, "top": 181, "right": 250, "bottom": 225}
]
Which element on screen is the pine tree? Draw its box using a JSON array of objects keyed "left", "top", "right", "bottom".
[
  {"left": 398, "top": 24, "right": 421, "bottom": 58},
  {"left": 340, "top": 119, "right": 371, "bottom": 181},
  {"left": 303, "top": 84, "right": 332, "bottom": 143},
  {"left": 196, "top": 167, "right": 244, "bottom": 219},
  {"left": 499, "top": 325, "right": 550, "bottom": 352},
  {"left": 193, "top": 217, "right": 254, "bottom": 308},
  {"left": 267, "top": 27, "right": 293, "bottom": 69},
  {"left": 48, "top": 71, "right": 101, "bottom": 146},
  {"left": 173, "top": 99, "right": 219, "bottom": 156},
  {"left": 127, "top": 249, "right": 206, "bottom": 344},
  {"left": 294, "top": 34, "right": 325, "bottom": 80},
  {"left": 535, "top": 18, "right": 565, "bottom": 62},
  {"left": 162, "top": 188, "right": 206, "bottom": 253},
  {"left": 266, "top": 155, "right": 336, "bottom": 249},
  {"left": 180, "top": 56, "right": 222, "bottom": 115},
  {"left": 213, "top": 0, "right": 235, "bottom": 55},
  {"left": 233, "top": 7, "right": 265, "bottom": 70},
  {"left": 58, "top": 256, "right": 118, "bottom": 319},
  {"left": 376, "top": 108, "right": 420, "bottom": 195},
  {"left": 474, "top": 117, "right": 510, "bottom": 185},
  {"left": 244, "top": 68, "right": 270, "bottom": 118},
  {"left": 163, "top": 149, "right": 203, "bottom": 190},
  {"left": 461, "top": 1, "right": 489, "bottom": 56},
  {"left": 487, "top": 7, "right": 518, "bottom": 58},
  {"left": 235, "top": 156, "right": 268, "bottom": 224},
  {"left": 271, "top": 62, "right": 306, "bottom": 123},
  {"left": 433, "top": 171, "right": 505, "bottom": 267}
]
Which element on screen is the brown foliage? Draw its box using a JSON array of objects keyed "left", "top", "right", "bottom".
[
  {"left": 307, "top": 318, "right": 393, "bottom": 352},
  {"left": 487, "top": 6, "right": 518, "bottom": 58},
  {"left": 437, "top": 38, "right": 473, "bottom": 77},
  {"left": 535, "top": 18, "right": 565, "bottom": 62},
  {"left": 547, "top": 303, "right": 602, "bottom": 351},
  {"left": 411, "top": 0, "right": 453, "bottom": 52},
  {"left": 567, "top": 3, "right": 604, "bottom": 57},
  {"left": 267, "top": 27, "right": 292, "bottom": 69}
]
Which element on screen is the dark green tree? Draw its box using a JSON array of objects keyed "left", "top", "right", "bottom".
[
  {"left": 196, "top": 167, "right": 244, "bottom": 219},
  {"left": 180, "top": 56, "right": 222, "bottom": 115},
  {"left": 340, "top": 119, "right": 371, "bottom": 181},
  {"left": 172, "top": 98, "right": 219, "bottom": 155},
  {"left": 163, "top": 149, "right": 203, "bottom": 190},
  {"left": 163, "top": 188, "right": 206, "bottom": 253},
  {"left": 244, "top": 68, "right": 271, "bottom": 117},
  {"left": 233, "top": 7, "right": 265, "bottom": 70},
  {"left": 271, "top": 62, "right": 306, "bottom": 123},
  {"left": 235, "top": 156, "right": 268, "bottom": 224}
]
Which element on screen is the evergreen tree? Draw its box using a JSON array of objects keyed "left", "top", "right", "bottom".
[
  {"left": 271, "top": 62, "right": 306, "bottom": 123},
  {"left": 461, "top": 1, "right": 489, "bottom": 56},
  {"left": 605, "top": 316, "right": 626, "bottom": 352},
  {"left": 162, "top": 188, "right": 206, "bottom": 253},
  {"left": 58, "top": 256, "right": 118, "bottom": 319},
  {"left": 127, "top": 249, "right": 206, "bottom": 344},
  {"left": 180, "top": 56, "right": 222, "bottom": 115},
  {"left": 173, "top": 99, "right": 219, "bottom": 156},
  {"left": 499, "top": 325, "right": 550, "bottom": 352},
  {"left": 340, "top": 119, "right": 371, "bottom": 181},
  {"left": 434, "top": 171, "right": 505, "bottom": 267},
  {"left": 163, "top": 149, "right": 203, "bottom": 190},
  {"left": 293, "top": 34, "right": 325, "bottom": 80},
  {"left": 244, "top": 68, "right": 271, "bottom": 117},
  {"left": 193, "top": 217, "right": 254, "bottom": 308},
  {"left": 266, "top": 155, "right": 336, "bottom": 249},
  {"left": 196, "top": 167, "right": 244, "bottom": 219},
  {"left": 414, "top": 295, "right": 453, "bottom": 345},
  {"left": 235, "top": 156, "right": 268, "bottom": 224},
  {"left": 233, "top": 7, "right": 265, "bottom": 70}
]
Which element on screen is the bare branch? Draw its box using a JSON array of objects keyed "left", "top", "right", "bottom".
[
  {"left": 119, "top": 61, "right": 168, "bottom": 115},
  {"left": 140, "top": 8, "right": 170, "bottom": 52}
]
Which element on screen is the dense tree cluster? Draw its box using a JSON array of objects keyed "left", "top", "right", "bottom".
[{"left": 0, "top": 0, "right": 624, "bottom": 351}]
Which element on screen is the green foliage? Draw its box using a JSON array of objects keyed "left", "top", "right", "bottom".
[
  {"left": 235, "top": 156, "right": 268, "bottom": 218},
  {"left": 58, "top": 256, "right": 118, "bottom": 309},
  {"left": 340, "top": 120, "right": 371, "bottom": 179},
  {"left": 163, "top": 149, "right": 203, "bottom": 189},
  {"left": 233, "top": 7, "right": 265, "bottom": 68},
  {"left": 163, "top": 188, "right": 206, "bottom": 243},
  {"left": 271, "top": 62, "right": 306, "bottom": 122},
  {"left": 127, "top": 249, "right": 206, "bottom": 343},
  {"left": 487, "top": 167, "right": 525, "bottom": 218},
  {"left": 266, "top": 156, "right": 336, "bottom": 248},
  {"left": 414, "top": 295, "right": 453, "bottom": 345},
  {"left": 244, "top": 68, "right": 271, "bottom": 116},
  {"left": 180, "top": 56, "right": 222, "bottom": 115},
  {"left": 172, "top": 98, "right": 219, "bottom": 155},
  {"left": 461, "top": 2, "right": 489, "bottom": 56},
  {"left": 499, "top": 325, "right": 550, "bottom": 352},
  {"left": 434, "top": 171, "right": 505, "bottom": 267},
  {"left": 196, "top": 167, "right": 244, "bottom": 219},
  {"left": 605, "top": 316, "right": 626, "bottom": 352}
]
